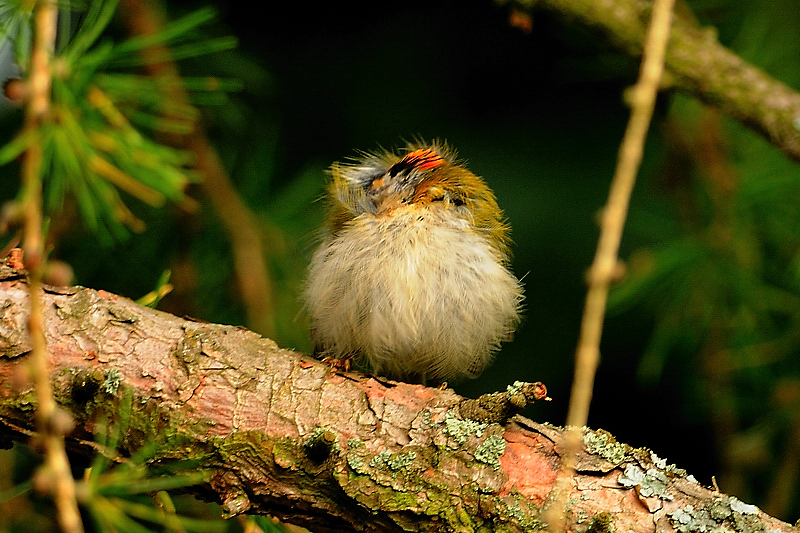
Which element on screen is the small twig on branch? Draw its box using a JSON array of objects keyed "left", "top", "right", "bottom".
[
  {"left": 550, "top": 0, "right": 676, "bottom": 531},
  {"left": 20, "top": 1, "right": 84, "bottom": 532}
]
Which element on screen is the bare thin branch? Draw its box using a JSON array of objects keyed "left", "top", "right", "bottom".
[
  {"left": 550, "top": 0, "right": 677, "bottom": 531},
  {"left": 568, "top": 0, "right": 676, "bottom": 431}
]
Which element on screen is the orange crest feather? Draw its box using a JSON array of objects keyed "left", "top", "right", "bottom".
[{"left": 390, "top": 148, "right": 445, "bottom": 174}]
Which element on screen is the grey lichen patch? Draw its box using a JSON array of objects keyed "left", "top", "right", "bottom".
[
  {"left": 347, "top": 454, "right": 366, "bottom": 473},
  {"left": 505, "top": 381, "right": 528, "bottom": 408},
  {"left": 442, "top": 409, "right": 488, "bottom": 446},
  {"left": 729, "top": 498, "right": 759, "bottom": 516},
  {"left": 347, "top": 437, "right": 365, "bottom": 449},
  {"left": 669, "top": 498, "right": 765, "bottom": 533},
  {"left": 505, "top": 381, "right": 525, "bottom": 395},
  {"left": 474, "top": 434, "right": 506, "bottom": 470},
  {"left": 707, "top": 499, "right": 733, "bottom": 522},
  {"left": 584, "top": 429, "right": 628, "bottom": 465},
  {"left": 458, "top": 381, "right": 548, "bottom": 424},
  {"left": 714, "top": 497, "right": 764, "bottom": 533},
  {"left": 369, "top": 450, "right": 392, "bottom": 468},
  {"left": 493, "top": 495, "right": 547, "bottom": 531},
  {"left": 651, "top": 452, "right": 688, "bottom": 477},
  {"left": 618, "top": 464, "right": 673, "bottom": 500},
  {"left": 708, "top": 496, "right": 760, "bottom": 519},
  {"left": 505, "top": 501, "right": 525, "bottom": 522},
  {"left": 101, "top": 368, "right": 121, "bottom": 395},
  {"left": 729, "top": 509, "right": 765, "bottom": 533},
  {"left": 421, "top": 408, "right": 440, "bottom": 428},
  {"left": 670, "top": 506, "right": 719, "bottom": 533},
  {"left": 386, "top": 451, "right": 417, "bottom": 471},
  {"left": 368, "top": 449, "right": 418, "bottom": 472},
  {"left": 345, "top": 438, "right": 368, "bottom": 473}
]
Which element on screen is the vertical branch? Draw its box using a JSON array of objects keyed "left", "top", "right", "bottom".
[
  {"left": 20, "top": 3, "right": 53, "bottom": 264},
  {"left": 567, "top": 0, "right": 676, "bottom": 431},
  {"left": 547, "top": 0, "right": 676, "bottom": 530},
  {"left": 21, "top": 1, "right": 84, "bottom": 532}
]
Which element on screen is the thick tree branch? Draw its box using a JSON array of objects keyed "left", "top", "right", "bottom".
[
  {"left": 0, "top": 267, "right": 794, "bottom": 533},
  {"left": 528, "top": 0, "right": 800, "bottom": 162}
]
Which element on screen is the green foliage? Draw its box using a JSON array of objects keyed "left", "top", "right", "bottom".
[
  {"left": 73, "top": 416, "right": 299, "bottom": 532},
  {"left": 135, "top": 269, "right": 172, "bottom": 307},
  {"left": 0, "top": 409, "right": 299, "bottom": 533},
  {"left": 83, "top": 443, "right": 216, "bottom": 532},
  {"left": 1, "top": 0, "right": 240, "bottom": 242},
  {"left": 0, "top": 0, "right": 33, "bottom": 68},
  {"left": 612, "top": 92, "right": 800, "bottom": 374}
]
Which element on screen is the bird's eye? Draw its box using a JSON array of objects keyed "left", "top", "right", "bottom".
[
  {"left": 370, "top": 176, "right": 385, "bottom": 191},
  {"left": 361, "top": 171, "right": 385, "bottom": 190},
  {"left": 452, "top": 198, "right": 465, "bottom": 206}
]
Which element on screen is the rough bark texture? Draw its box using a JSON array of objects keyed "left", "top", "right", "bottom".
[
  {"left": 529, "top": 0, "right": 800, "bottom": 162},
  {"left": 0, "top": 267, "right": 794, "bottom": 533}
]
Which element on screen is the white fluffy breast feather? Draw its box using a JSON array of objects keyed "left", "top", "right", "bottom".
[{"left": 303, "top": 207, "right": 523, "bottom": 382}]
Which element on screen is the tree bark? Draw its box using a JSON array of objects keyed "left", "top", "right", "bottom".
[{"left": 0, "top": 267, "right": 793, "bottom": 533}]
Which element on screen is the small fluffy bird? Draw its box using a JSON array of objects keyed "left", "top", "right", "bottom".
[{"left": 304, "top": 142, "right": 523, "bottom": 383}]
